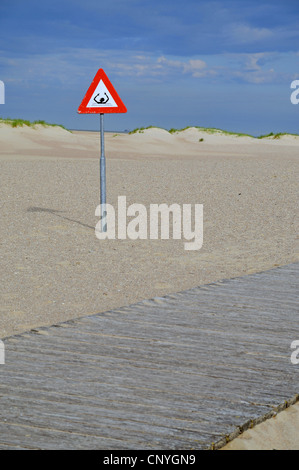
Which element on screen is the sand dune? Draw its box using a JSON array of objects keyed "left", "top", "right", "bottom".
[{"left": 1, "top": 123, "right": 299, "bottom": 159}]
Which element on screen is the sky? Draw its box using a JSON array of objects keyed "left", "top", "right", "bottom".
[{"left": 0, "top": 0, "right": 299, "bottom": 134}]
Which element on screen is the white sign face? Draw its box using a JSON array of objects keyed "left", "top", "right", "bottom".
[{"left": 86, "top": 80, "right": 118, "bottom": 108}]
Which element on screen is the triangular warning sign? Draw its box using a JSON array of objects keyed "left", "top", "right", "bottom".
[{"left": 78, "top": 69, "right": 127, "bottom": 114}]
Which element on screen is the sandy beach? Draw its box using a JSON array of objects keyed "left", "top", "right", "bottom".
[{"left": 0, "top": 122, "right": 298, "bottom": 449}]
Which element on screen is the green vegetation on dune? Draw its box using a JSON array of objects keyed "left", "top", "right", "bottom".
[
  {"left": 169, "top": 126, "right": 253, "bottom": 137},
  {"left": 130, "top": 125, "right": 255, "bottom": 137},
  {"left": 128, "top": 127, "right": 146, "bottom": 134},
  {"left": 0, "top": 117, "right": 70, "bottom": 131},
  {"left": 257, "top": 131, "right": 299, "bottom": 139},
  {"left": 2, "top": 119, "right": 298, "bottom": 140},
  {"left": 129, "top": 125, "right": 253, "bottom": 137},
  {"left": 128, "top": 125, "right": 168, "bottom": 134},
  {"left": 198, "top": 127, "right": 253, "bottom": 137},
  {"left": 129, "top": 125, "right": 299, "bottom": 139}
]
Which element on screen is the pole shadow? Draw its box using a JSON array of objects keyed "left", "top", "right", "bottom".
[{"left": 27, "top": 206, "right": 95, "bottom": 231}]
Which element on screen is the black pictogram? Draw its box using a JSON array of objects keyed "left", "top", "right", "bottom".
[{"left": 94, "top": 93, "right": 109, "bottom": 104}]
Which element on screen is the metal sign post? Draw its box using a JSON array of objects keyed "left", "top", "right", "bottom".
[
  {"left": 77, "top": 68, "right": 127, "bottom": 233},
  {"left": 100, "top": 113, "right": 106, "bottom": 232}
]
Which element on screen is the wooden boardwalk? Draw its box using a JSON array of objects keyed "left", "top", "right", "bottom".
[{"left": 0, "top": 263, "right": 298, "bottom": 450}]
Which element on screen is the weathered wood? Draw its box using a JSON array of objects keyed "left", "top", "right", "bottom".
[{"left": 0, "top": 263, "right": 298, "bottom": 449}]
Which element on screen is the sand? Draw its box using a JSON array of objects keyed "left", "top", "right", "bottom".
[
  {"left": 221, "top": 401, "right": 299, "bottom": 450},
  {"left": 0, "top": 123, "right": 298, "bottom": 449}
]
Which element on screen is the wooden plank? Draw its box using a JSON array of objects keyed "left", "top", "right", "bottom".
[{"left": 0, "top": 263, "right": 298, "bottom": 449}]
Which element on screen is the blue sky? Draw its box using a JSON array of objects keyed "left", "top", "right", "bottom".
[{"left": 0, "top": 0, "right": 299, "bottom": 134}]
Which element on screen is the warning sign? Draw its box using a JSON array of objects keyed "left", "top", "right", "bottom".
[{"left": 78, "top": 69, "right": 127, "bottom": 114}]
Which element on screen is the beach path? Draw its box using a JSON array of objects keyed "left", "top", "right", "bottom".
[{"left": 0, "top": 263, "right": 298, "bottom": 450}]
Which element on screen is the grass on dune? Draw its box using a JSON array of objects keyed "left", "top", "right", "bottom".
[
  {"left": 128, "top": 125, "right": 167, "bottom": 134},
  {"left": 0, "top": 117, "right": 70, "bottom": 131},
  {"left": 128, "top": 125, "right": 254, "bottom": 137},
  {"left": 169, "top": 126, "right": 254, "bottom": 137},
  {"left": 2, "top": 119, "right": 298, "bottom": 140},
  {"left": 129, "top": 125, "right": 299, "bottom": 139},
  {"left": 256, "top": 131, "right": 299, "bottom": 139}
]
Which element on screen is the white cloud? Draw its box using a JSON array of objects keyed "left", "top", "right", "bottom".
[
  {"left": 226, "top": 23, "right": 273, "bottom": 44},
  {"left": 0, "top": 47, "right": 295, "bottom": 88},
  {"left": 156, "top": 56, "right": 208, "bottom": 77},
  {"left": 243, "top": 53, "right": 266, "bottom": 71}
]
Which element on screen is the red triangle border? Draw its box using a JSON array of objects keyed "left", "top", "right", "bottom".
[{"left": 77, "top": 69, "right": 127, "bottom": 114}]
